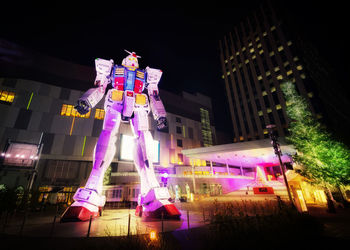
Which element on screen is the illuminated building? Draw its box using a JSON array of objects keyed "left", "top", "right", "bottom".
[
  {"left": 219, "top": 2, "right": 326, "bottom": 142},
  {"left": 0, "top": 41, "right": 216, "bottom": 206}
]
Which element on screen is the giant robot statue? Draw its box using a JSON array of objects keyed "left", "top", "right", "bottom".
[{"left": 61, "top": 50, "right": 181, "bottom": 221}]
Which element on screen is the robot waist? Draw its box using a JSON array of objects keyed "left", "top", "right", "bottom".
[{"left": 109, "top": 89, "right": 147, "bottom": 104}]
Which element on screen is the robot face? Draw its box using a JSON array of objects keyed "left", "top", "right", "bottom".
[{"left": 122, "top": 51, "right": 140, "bottom": 69}]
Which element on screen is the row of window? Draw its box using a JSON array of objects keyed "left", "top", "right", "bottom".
[
  {"left": 176, "top": 125, "right": 194, "bottom": 139},
  {"left": 225, "top": 42, "right": 292, "bottom": 64},
  {"left": 0, "top": 90, "right": 15, "bottom": 104},
  {"left": 60, "top": 104, "right": 105, "bottom": 120},
  {"left": 200, "top": 108, "right": 213, "bottom": 147},
  {"left": 109, "top": 188, "right": 140, "bottom": 199}
]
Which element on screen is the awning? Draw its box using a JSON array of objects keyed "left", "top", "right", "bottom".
[{"left": 182, "top": 138, "right": 296, "bottom": 168}]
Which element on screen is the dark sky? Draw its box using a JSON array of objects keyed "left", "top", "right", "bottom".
[{"left": 1, "top": 1, "right": 349, "bottom": 135}]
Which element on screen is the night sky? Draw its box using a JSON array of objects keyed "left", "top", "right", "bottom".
[{"left": 1, "top": 1, "right": 349, "bottom": 135}]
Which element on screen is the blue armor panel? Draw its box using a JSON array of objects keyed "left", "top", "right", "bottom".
[{"left": 124, "top": 69, "right": 135, "bottom": 91}]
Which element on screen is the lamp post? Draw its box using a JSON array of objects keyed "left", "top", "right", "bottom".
[{"left": 266, "top": 125, "right": 294, "bottom": 206}]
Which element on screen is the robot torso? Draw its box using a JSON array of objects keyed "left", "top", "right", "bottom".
[{"left": 105, "top": 65, "right": 149, "bottom": 121}]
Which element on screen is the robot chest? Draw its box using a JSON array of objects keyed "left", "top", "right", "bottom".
[{"left": 113, "top": 67, "right": 144, "bottom": 94}]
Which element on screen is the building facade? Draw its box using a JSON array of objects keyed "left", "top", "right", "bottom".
[
  {"left": 0, "top": 75, "right": 217, "bottom": 204},
  {"left": 219, "top": 2, "right": 323, "bottom": 143}
]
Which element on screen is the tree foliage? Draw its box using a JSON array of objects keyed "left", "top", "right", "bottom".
[{"left": 281, "top": 81, "right": 350, "bottom": 186}]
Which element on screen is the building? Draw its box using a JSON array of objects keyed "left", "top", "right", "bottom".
[{"left": 219, "top": 2, "right": 325, "bottom": 143}]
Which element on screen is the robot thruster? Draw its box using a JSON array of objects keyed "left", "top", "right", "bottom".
[{"left": 61, "top": 51, "right": 181, "bottom": 222}]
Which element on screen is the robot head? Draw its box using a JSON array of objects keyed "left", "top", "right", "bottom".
[{"left": 122, "top": 50, "right": 141, "bottom": 69}]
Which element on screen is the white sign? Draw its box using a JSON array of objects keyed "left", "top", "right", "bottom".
[
  {"left": 119, "top": 134, "right": 159, "bottom": 163},
  {"left": 2, "top": 142, "right": 39, "bottom": 167}
]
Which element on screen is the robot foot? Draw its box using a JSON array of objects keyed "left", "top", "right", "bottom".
[
  {"left": 141, "top": 202, "right": 181, "bottom": 220},
  {"left": 137, "top": 187, "right": 181, "bottom": 220},
  {"left": 135, "top": 205, "right": 143, "bottom": 217},
  {"left": 60, "top": 201, "right": 101, "bottom": 222}
]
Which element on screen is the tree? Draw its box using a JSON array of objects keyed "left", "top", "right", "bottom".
[
  {"left": 103, "top": 165, "right": 112, "bottom": 185},
  {"left": 280, "top": 81, "right": 350, "bottom": 188}
]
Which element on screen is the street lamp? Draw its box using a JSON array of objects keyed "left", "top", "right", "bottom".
[{"left": 266, "top": 125, "right": 294, "bottom": 206}]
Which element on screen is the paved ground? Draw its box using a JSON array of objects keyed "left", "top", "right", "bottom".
[
  {"left": 307, "top": 204, "right": 350, "bottom": 240},
  {"left": 1, "top": 198, "right": 350, "bottom": 249},
  {"left": 1, "top": 208, "right": 207, "bottom": 238}
]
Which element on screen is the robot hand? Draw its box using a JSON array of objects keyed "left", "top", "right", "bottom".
[
  {"left": 75, "top": 99, "right": 91, "bottom": 115},
  {"left": 146, "top": 66, "right": 162, "bottom": 84},
  {"left": 157, "top": 117, "right": 168, "bottom": 131}
]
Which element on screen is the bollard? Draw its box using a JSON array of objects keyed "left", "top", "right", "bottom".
[
  {"left": 50, "top": 215, "right": 57, "bottom": 237},
  {"left": 127, "top": 213, "right": 131, "bottom": 237},
  {"left": 87, "top": 215, "right": 92, "bottom": 238},
  {"left": 187, "top": 210, "right": 190, "bottom": 230}
]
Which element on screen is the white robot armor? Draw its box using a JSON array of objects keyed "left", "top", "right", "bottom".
[{"left": 61, "top": 51, "right": 180, "bottom": 221}]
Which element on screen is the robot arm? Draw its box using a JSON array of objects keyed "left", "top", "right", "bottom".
[
  {"left": 145, "top": 66, "right": 168, "bottom": 130},
  {"left": 75, "top": 58, "right": 114, "bottom": 115}
]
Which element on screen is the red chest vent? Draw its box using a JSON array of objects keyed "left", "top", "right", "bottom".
[
  {"left": 114, "top": 77, "right": 124, "bottom": 90},
  {"left": 134, "top": 79, "right": 143, "bottom": 94}
]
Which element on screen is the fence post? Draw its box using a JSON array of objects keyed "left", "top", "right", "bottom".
[
  {"left": 187, "top": 210, "right": 190, "bottom": 230},
  {"left": 50, "top": 215, "right": 57, "bottom": 237},
  {"left": 127, "top": 213, "right": 131, "bottom": 237},
  {"left": 161, "top": 211, "right": 164, "bottom": 233},
  {"left": 87, "top": 215, "right": 92, "bottom": 237},
  {"left": 19, "top": 211, "right": 27, "bottom": 237},
  {"left": 2, "top": 211, "right": 9, "bottom": 233}
]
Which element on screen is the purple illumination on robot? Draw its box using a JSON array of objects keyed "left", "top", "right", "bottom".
[{"left": 61, "top": 52, "right": 180, "bottom": 222}]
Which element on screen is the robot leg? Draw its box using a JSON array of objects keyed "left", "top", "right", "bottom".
[
  {"left": 61, "top": 109, "right": 121, "bottom": 222},
  {"left": 131, "top": 112, "right": 180, "bottom": 220}
]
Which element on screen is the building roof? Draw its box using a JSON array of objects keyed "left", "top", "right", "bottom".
[{"left": 182, "top": 138, "right": 295, "bottom": 168}]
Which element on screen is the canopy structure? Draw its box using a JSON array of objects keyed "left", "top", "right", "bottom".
[{"left": 182, "top": 139, "right": 296, "bottom": 168}]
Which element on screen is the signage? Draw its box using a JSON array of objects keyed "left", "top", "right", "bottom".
[
  {"left": 119, "top": 134, "right": 159, "bottom": 163},
  {"left": 2, "top": 142, "right": 39, "bottom": 167},
  {"left": 253, "top": 187, "right": 274, "bottom": 194}
]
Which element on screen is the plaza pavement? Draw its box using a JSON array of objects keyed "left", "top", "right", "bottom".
[{"left": 1, "top": 208, "right": 207, "bottom": 238}]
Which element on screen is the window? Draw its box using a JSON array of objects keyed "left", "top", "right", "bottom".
[
  {"left": 188, "top": 127, "right": 194, "bottom": 139},
  {"left": 0, "top": 90, "right": 15, "bottom": 104},
  {"left": 176, "top": 126, "right": 182, "bottom": 134},
  {"left": 112, "top": 189, "right": 122, "bottom": 198},
  {"left": 132, "top": 188, "right": 139, "bottom": 198},
  {"left": 95, "top": 108, "right": 105, "bottom": 120},
  {"left": 178, "top": 153, "right": 184, "bottom": 164},
  {"left": 200, "top": 108, "right": 213, "bottom": 147},
  {"left": 60, "top": 104, "right": 91, "bottom": 118},
  {"left": 177, "top": 139, "right": 183, "bottom": 147},
  {"left": 175, "top": 117, "right": 181, "bottom": 123}
]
